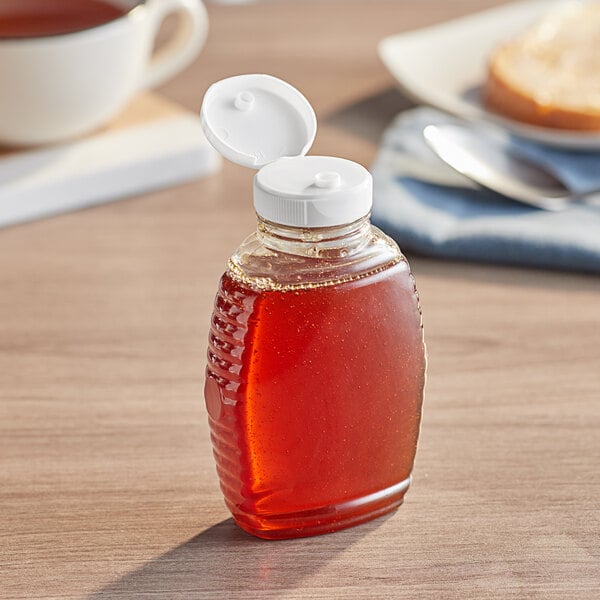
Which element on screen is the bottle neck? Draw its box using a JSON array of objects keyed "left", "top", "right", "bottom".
[{"left": 256, "top": 214, "right": 372, "bottom": 258}]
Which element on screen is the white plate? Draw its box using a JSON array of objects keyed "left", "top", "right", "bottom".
[{"left": 378, "top": 0, "right": 600, "bottom": 149}]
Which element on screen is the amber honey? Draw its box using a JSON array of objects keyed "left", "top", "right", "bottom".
[{"left": 205, "top": 259, "right": 425, "bottom": 539}]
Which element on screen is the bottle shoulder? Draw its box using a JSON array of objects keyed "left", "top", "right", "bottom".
[{"left": 227, "top": 225, "right": 406, "bottom": 291}]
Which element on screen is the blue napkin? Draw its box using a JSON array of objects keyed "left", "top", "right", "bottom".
[{"left": 370, "top": 107, "right": 600, "bottom": 273}]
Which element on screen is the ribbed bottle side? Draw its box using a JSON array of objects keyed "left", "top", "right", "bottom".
[{"left": 205, "top": 277, "right": 255, "bottom": 511}]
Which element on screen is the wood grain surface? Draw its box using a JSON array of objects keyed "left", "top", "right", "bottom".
[{"left": 1, "top": 1, "right": 599, "bottom": 598}]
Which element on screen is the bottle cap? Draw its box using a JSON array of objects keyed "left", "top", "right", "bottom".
[
  {"left": 200, "top": 74, "right": 373, "bottom": 228},
  {"left": 254, "top": 156, "right": 372, "bottom": 227},
  {"left": 200, "top": 74, "right": 316, "bottom": 168}
]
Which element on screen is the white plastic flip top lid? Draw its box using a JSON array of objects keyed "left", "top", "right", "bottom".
[{"left": 200, "top": 74, "right": 372, "bottom": 228}]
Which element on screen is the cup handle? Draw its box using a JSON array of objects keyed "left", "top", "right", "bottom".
[{"left": 141, "top": 0, "right": 208, "bottom": 90}]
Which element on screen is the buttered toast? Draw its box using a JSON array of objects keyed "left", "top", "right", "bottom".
[{"left": 483, "top": 2, "right": 600, "bottom": 131}]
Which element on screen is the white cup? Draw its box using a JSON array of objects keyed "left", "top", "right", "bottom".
[{"left": 0, "top": 0, "right": 208, "bottom": 146}]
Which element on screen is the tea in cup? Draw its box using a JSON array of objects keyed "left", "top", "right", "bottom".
[{"left": 0, "top": 0, "right": 208, "bottom": 146}]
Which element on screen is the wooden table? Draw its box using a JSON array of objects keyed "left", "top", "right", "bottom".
[{"left": 2, "top": 1, "right": 599, "bottom": 598}]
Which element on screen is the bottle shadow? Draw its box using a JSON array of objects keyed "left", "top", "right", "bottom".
[{"left": 88, "top": 515, "right": 393, "bottom": 598}]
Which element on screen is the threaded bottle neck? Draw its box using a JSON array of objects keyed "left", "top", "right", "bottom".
[{"left": 256, "top": 215, "right": 372, "bottom": 258}]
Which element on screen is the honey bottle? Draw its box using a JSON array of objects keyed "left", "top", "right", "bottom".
[{"left": 201, "top": 75, "right": 426, "bottom": 539}]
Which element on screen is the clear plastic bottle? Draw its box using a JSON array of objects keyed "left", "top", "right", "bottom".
[{"left": 201, "top": 75, "right": 426, "bottom": 539}]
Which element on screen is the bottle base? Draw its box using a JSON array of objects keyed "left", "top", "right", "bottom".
[{"left": 231, "top": 477, "right": 411, "bottom": 540}]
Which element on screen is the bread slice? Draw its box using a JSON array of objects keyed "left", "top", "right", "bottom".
[{"left": 483, "top": 2, "right": 600, "bottom": 131}]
